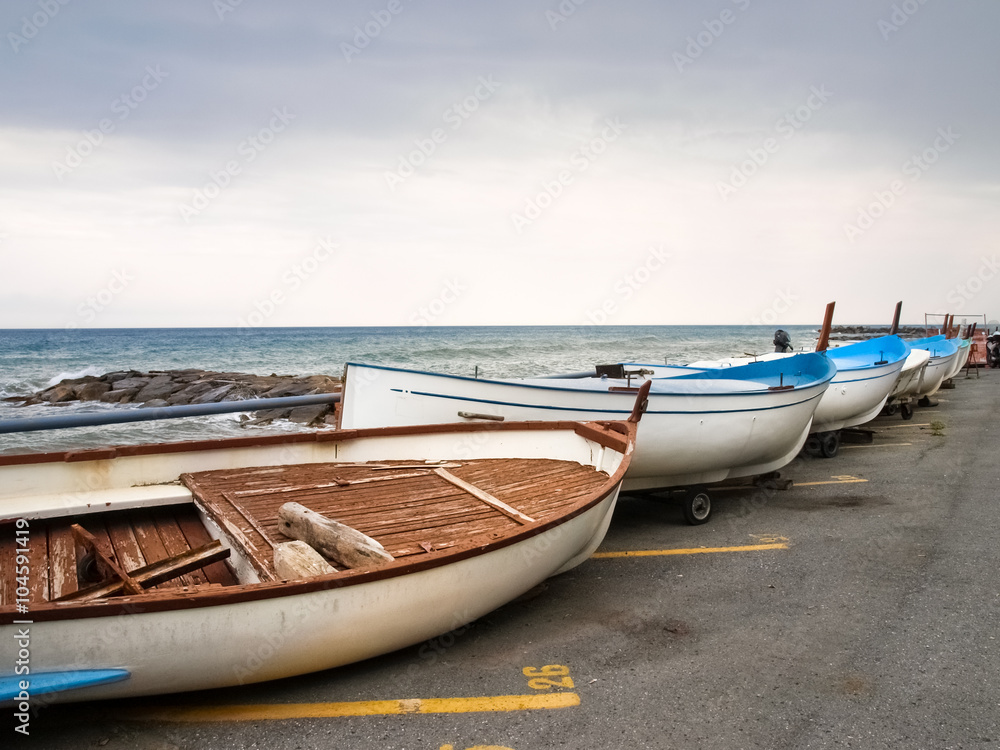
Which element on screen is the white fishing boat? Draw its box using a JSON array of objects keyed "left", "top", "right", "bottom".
[
  {"left": 630, "top": 335, "right": 909, "bottom": 457},
  {"left": 909, "top": 336, "right": 960, "bottom": 400},
  {"left": 883, "top": 347, "right": 931, "bottom": 420},
  {"left": 340, "top": 353, "right": 837, "bottom": 520},
  {"left": 0, "top": 412, "right": 637, "bottom": 704},
  {"left": 945, "top": 337, "right": 972, "bottom": 380}
]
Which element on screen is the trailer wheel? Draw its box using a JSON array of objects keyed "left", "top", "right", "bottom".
[
  {"left": 804, "top": 435, "right": 821, "bottom": 455},
  {"left": 901, "top": 403, "right": 914, "bottom": 420},
  {"left": 820, "top": 431, "right": 840, "bottom": 458},
  {"left": 682, "top": 487, "right": 711, "bottom": 525}
]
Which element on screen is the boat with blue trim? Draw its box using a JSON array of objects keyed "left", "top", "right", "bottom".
[
  {"left": 908, "top": 335, "right": 961, "bottom": 400},
  {"left": 626, "top": 335, "right": 910, "bottom": 457},
  {"left": 340, "top": 353, "right": 837, "bottom": 511}
]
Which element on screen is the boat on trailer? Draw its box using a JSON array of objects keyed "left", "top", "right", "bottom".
[
  {"left": 339, "top": 353, "right": 836, "bottom": 523},
  {"left": 883, "top": 347, "right": 931, "bottom": 420},
  {"left": 637, "top": 335, "right": 909, "bottom": 457},
  {"left": 908, "top": 336, "right": 960, "bottom": 401},
  {"left": 0, "top": 407, "right": 638, "bottom": 704}
]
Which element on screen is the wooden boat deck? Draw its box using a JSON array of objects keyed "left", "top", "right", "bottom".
[
  {"left": 182, "top": 458, "right": 608, "bottom": 582},
  {"left": 0, "top": 457, "right": 608, "bottom": 606}
]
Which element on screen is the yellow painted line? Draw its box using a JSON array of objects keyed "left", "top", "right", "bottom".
[
  {"left": 130, "top": 692, "right": 580, "bottom": 722},
  {"left": 840, "top": 443, "right": 912, "bottom": 450},
  {"left": 796, "top": 477, "right": 869, "bottom": 486},
  {"left": 592, "top": 542, "right": 787, "bottom": 559},
  {"left": 879, "top": 423, "right": 931, "bottom": 428}
]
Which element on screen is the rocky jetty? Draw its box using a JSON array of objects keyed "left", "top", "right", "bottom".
[{"left": 6, "top": 370, "right": 342, "bottom": 427}]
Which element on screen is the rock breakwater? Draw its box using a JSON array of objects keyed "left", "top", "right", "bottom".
[{"left": 6, "top": 370, "right": 342, "bottom": 427}]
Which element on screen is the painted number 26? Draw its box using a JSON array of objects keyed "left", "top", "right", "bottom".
[{"left": 523, "top": 664, "right": 574, "bottom": 690}]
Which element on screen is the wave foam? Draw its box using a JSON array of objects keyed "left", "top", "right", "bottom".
[{"left": 45, "top": 366, "right": 105, "bottom": 388}]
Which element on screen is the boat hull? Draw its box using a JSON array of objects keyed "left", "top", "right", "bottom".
[
  {"left": 909, "top": 336, "right": 960, "bottom": 398},
  {"left": 889, "top": 349, "right": 931, "bottom": 399},
  {"left": 9, "top": 493, "right": 617, "bottom": 702}
]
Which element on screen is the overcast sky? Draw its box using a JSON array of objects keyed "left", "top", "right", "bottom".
[{"left": 2, "top": 1, "right": 998, "bottom": 328}]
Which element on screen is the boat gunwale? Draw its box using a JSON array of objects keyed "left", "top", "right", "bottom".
[
  {"left": 0, "top": 418, "right": 629, "bottom": 468},
  {"left": 0, "top": 419, "right": 635, "bottom": 623},
  {"left": 346, "top": 357, "right": 837, "bottom": 399}
]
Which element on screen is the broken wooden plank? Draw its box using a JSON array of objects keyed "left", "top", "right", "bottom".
[
  {"left": 433, "top": 468, "right": 536, "bottom": 525},
  {"left": 54, "top": 540, "right": 230, "bottom": 602},
  {"left": 70, "top": 524, "right": 144, "bottom": 596}
]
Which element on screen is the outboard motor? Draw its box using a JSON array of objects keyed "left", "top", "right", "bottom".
[
  {"left": 773, "top": 329, "right": 792, "bottom": 353},
  {"left": 987, "top": 333, "right": 1000, "bottom": 368}
]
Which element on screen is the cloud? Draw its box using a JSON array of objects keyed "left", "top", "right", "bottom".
[{"left": 1, "top": 0, "right": 998, "bottom": 326}]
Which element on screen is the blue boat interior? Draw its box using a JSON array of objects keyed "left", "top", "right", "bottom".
[
  {"left": 908, "top": 335, "right": 959, "bottom": 358},
  {"left": 824, "top": 335, "right": 910, "bottom": 370}
]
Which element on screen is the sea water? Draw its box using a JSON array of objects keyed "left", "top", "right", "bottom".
[{"left": 0, "top": 325, "right": 820, "bottom": 454}]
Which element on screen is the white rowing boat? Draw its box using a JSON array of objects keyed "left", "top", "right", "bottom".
[
  {"left": 1, "top": 414, "right": 637, "bottom": 703},
  {"left": 340, "top": 354, "right": 836, "bottom": 508}
]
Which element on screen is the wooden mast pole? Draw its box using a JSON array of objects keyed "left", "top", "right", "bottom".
[
  {"left": 815, "top": 302, "right": 836, "bottom": 352},
  {"left": 889, "top": 301, "right": 902, "bottom": 335}
]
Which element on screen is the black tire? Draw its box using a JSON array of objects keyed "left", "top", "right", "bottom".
[
  {"left": 884, "top": 403, "right": 898, "bottom": 416},
  {"left": 820, "top": 431, "right": 840, "bottom": 458},
  {"left": 682, "top": 488, "right": 711, "bottom": 525},
  {"left": 901, "top": 403, "right": 914, "bottom": 420}
]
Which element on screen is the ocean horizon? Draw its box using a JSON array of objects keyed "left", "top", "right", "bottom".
[{"left": 0, "top": 324, "right": 918, "bottom": 454}]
